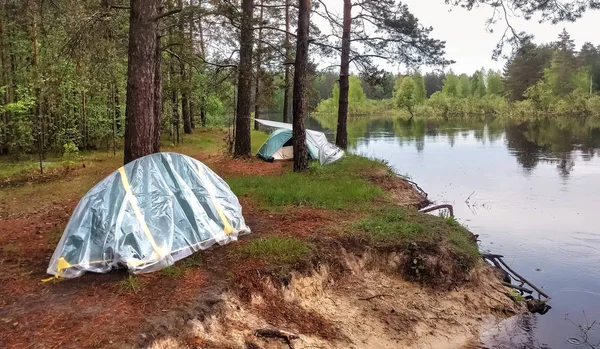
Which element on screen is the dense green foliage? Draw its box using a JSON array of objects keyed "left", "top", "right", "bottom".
[
  {"left": 314, "top": 29, "right": 600, "bottom": 120},
  {"left": 0, "top": 1, "right": 239, "bottom": 160}
]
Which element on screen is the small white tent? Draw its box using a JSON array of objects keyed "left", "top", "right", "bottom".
[{"left": 255, "top": 119, "right": 345, "bottom": 165}]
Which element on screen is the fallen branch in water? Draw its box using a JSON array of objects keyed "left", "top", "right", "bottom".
[
  {"left": 419, "top": 204, "right": 454, "bottom": 217},
  {"left": 359, "top": 294, "right": 392, "bottom": 301},
  {"left": 502, "top": 281, "right": 533, "bottom": 294},
  {"left": 481, "top": 253, "right": 550, "bottom": 301},
  {"left": 254, "top": 329, "right": 299, "bottom": 349}
]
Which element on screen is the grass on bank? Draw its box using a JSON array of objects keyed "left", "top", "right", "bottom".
[
  {"left": 237, "top": 236, "right": 310, "bottom": 264},
  {"left": 1, "top": 127, "right": 481, "bottom": 272},
  {"left": 352, "top": 206, "right": 480, "bottom": 267}
]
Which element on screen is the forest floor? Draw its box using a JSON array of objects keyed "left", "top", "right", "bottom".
[{"left": 0, "top": 129, "right": 523, "bottom": 349}]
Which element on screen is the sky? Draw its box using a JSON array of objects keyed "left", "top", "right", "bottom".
[{"left": 315, "top": 1, "right": 600, "bottom": 75}]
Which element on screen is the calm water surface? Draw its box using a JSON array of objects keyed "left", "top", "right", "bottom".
[{"left": 310, "top": 116, "right": 600, "bottom": 348}]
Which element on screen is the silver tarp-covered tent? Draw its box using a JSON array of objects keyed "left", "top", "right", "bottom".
[
  {"left": 255, "top": 118, "right": 345, "bottom": 166},
  {"left": 47, "top": 153, "right": 250, "bottom": 279}
]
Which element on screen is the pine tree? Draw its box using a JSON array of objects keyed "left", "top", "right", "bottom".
[
  {"left": 546, "top": 29, "right": 580, "bottom": 96},
  {"left": 503, "top": 41, "right": 553, "bottom": 101}
]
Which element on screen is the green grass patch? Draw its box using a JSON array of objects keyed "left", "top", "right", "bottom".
[
  {"left": 228, "top": 172, "right": 382, "bottom": 210},
  {"left": 310, "top": 154, "right": 390, "bottom": 176},
  {"left": 161, "top": 129, "right": 225, "bottom": 154},
  {"left": 251, "top": 130, "right": 269, "bottom": 154},
  {"left": 160, "top": 265, "right": 186, "bottom": 277},
  {"left": 238, "top": 237, "right": 310, "bottom": 264},
  {"left": 117, "top": 275, "right": 141, "bottom": 292},
  {"left": 353, "top": 206, "right": 480, "bottom": 265},
  {"left": 353, "top": 208, "right": 424, "bottom": 239},
  {"left": 508, "top": 289, "right": 526, "bottom": 302}
]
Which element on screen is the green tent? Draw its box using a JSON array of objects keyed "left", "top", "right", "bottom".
[
  {"left": 47, "top": 153, "right": 250, "bottom": 279},
  {"left": 255, "top": 119, "right": 345, "bottom": 165},
  {"left": 257, "top": 128, "right": 319, "bottom": 162}
]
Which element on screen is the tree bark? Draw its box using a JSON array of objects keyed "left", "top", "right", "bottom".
[
  {"left": 124, "top": 0, "right": 158, "bottom": 165},
  {"left": 335, "top": 0, "right": 352, "bottom": 150},
  {"left": 170, "top": 58, "right": 179, "bottom": 144},
  {"left": 31, "top": 5, "right": 44, "bottom": 172},
  {"left": 153, "top": 30, "right": 162, "bottom": 153},
  {"left": 282, "top": 0, "right": 291, "bottom": 124},
  {"left": 198, "top": 7, "right": 207, "bottom": 128},
  {"left": 292, "top": 0, "right": 310, "bottom": 172},
  {"left": 178, "top": 0, "right": 192, "bottom": 134},
  {"left": 234, "top": 0, "right": 253, "bottom": 157},
  {"left": 254, "top": 0, "right": 264, "bottom": 130},
  {"left": 0, "top": 11, "right": 7, "bottom": 155}
]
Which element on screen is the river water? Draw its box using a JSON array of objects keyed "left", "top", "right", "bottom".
[{"left": 309, "top": 116, "right": 600, "bottom": 348}]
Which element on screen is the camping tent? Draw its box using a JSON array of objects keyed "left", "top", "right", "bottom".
[
  {"left": 255, "top": 118, "right": 345, "bottom": 165},
  {"left": 47, "top": 153, "right": 250, "bottom": 279}
]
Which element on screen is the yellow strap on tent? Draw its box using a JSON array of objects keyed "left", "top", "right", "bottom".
[
  {"left": 119, "top": 167, "right": 163, "bottom": 258},
  {"left": 41, "top": 257, "right": 72, "bottom": 282},
  {"left": 196, "top": 164, "right": 234, "bottom": 235}
]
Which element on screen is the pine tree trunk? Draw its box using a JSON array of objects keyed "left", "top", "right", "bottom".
[
  {"left": 254, "top": 0, "right": 263, "bottom": 130},
  {"left": 178, "top": 0, "right": 192, "bottom": 134},
  {"left": 170, "top": 59, "right": 179, "bottom": 144},
  {"left": 292, "top": 0, "right": 310, "bottom": 172},
  {"left": 124, "top": 0, "right": 158, "bottom": 165},
  {"left": 189, "top": 98, "right": 195, "bottom": 129},
  {"left": 335, "top": 0, "right": 352, "bottom": 150},
  {"left": 153, "top": 31, "right": 162, "bottom": 153},
  {"left": 200, "top": 97, "right": 206, "bottom": 127},
  {"left": 198, "top": 7, "right": 207, "bottom": 128},
  {"left": 282, "top": 0, "right": 291, "bottom": 124},
  {"left": 234, "top": 0, "right": 253, "bottom": 157},
  {"left": 0, "top": 12, "right": 7, "bottom": 155},
  {"left": 82, "top": 91, "right": 87, "bottom": 150},
  {"left": 31, "top": 5, "right": 43, "bottom": 172},
  {"left": 115, "top": 83, "right": 121, "bottom": 131}
]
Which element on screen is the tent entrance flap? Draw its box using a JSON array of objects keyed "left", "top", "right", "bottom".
[{"left": 255, "top": 118, "right": 345, "bottom": 166}]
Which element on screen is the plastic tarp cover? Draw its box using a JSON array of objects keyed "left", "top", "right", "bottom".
[
  {"left": 255, "top": 118, "right": 345, "bottom": 165},
  {"left": 47, "top": 153, "right": 250, "bottom": 279}
]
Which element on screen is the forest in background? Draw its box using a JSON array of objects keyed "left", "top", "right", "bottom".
[{"left": 316, "top": 29, "right": 600, "bottom": 120}]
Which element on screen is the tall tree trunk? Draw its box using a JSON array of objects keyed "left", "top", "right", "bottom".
[
  {"left": 254, "top": 0, "right": 264, "bottom": 130},
  {"left": 0, "top": 11, "right": 7, "bottom": 155},
  {"left": 153, "top": 31, "right": 162, "bottom": 153},
  {"left": 178, "top": 0, "right": 192, "bottom": 134},
  {"left": 198, "top": 7, "right": 207, "bottom": 128},
  {"left": 114, "top": 82, "right": 121, "bottom": 131},
  {"left": 170, "top": 58, "right": 179, "bottom": 144},
  {"left": 292, "top": 0, "right": 310, "bottom": 172},
  {"left": 82, "top": 91, "right": 87, "bottom": 150},
  {"left": 112, "top": 83, "right": 117, "bottom": 156},
  {"left": 282, "top": 0, "right": 291, "bottom": 124},
  {"left": 124, "top": 0, "right": 158, "bottom": 165},
  {"left": 234, "top": 0, "right": 253, "bottom": 157},
  {"left": 335, "top": 0, "right": 352, "bottom": 150},
  {"left": 31, "top": 5, "right": 43, "bottom": 172}
]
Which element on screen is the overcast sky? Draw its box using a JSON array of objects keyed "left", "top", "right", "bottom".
[{"left": 315, "top": 1, "right": 600, "bottom": 75}]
